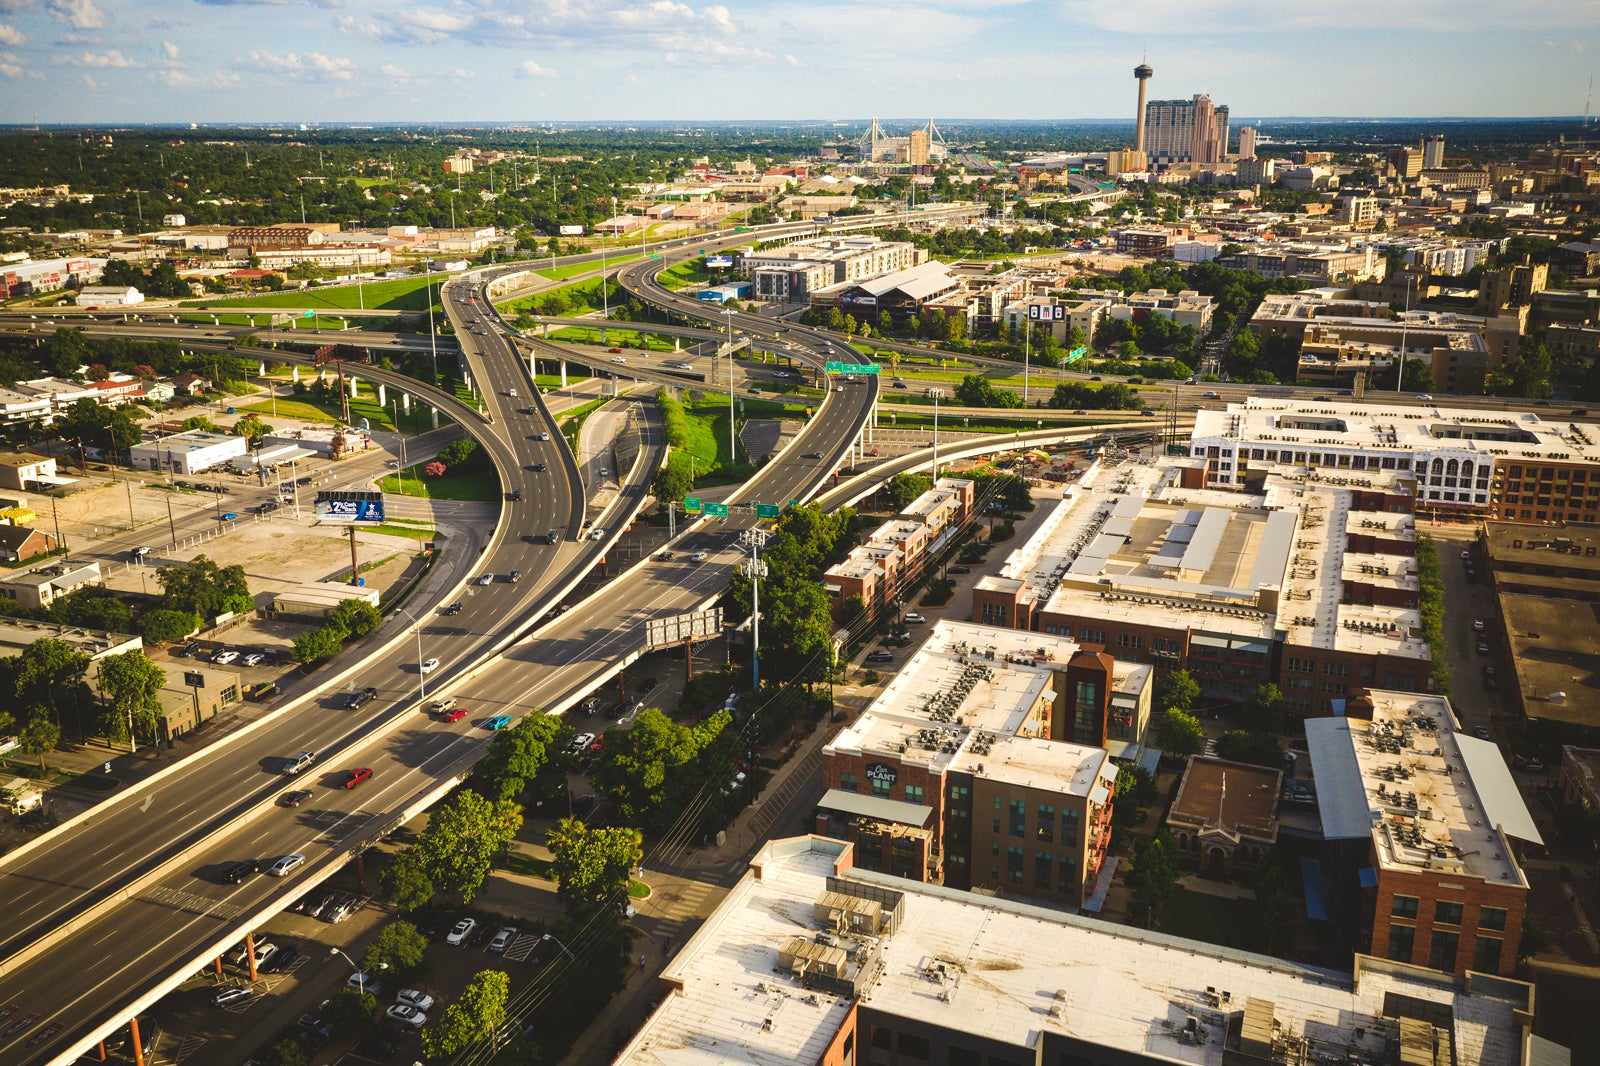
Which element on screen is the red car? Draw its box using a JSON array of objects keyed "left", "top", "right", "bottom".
[
  {"left": 608, "top": 347, "right": 623, "bottom": 354},
  {"left": 443, "top": 707, "right": 469, "bottom": 723},
  {"left": 343, "top": 768, "right": 373, "bottom": 789}
]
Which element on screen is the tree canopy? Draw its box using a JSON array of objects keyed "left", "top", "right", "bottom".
[
  {"left": 155, "top": 554, "right": 253, "bottom": 618},
  {"left": 591, "top": 707, "right": 730, "bottom": 830},
  {"left": 546, "top": 818, "right": 643, "bottom": 917}
]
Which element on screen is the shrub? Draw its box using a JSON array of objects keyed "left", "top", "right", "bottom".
[{"left": 423, "top": 461, "right": 446, "bottom": 478}]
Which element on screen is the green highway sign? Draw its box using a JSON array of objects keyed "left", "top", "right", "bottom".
[
  {"left": 824, "top": 362, "right": 881, "bottom": 375},
  {"left": 755, "top": 504, "right": 780, "bottom": 519},
  {"left": 706, "top": 502, "right": 730, "bottom": 517},
  {"left": 684, "top": 496, "right": 702, "bottom": 514},
  {"left": 1065, "top": 346, "right": 1087, "bottom": 364},
  {"left": 302, "top": 310, "right": 316, "bottom": 319},
  {"left": 788, "top": 499, "right": 799, "bottom": 508}
]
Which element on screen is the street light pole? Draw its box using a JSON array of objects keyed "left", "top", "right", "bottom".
[
  {"left": 725, "top": 307, "right": 736, "bottom": 462},
  {"left": 541, "top": 933, "right": 577, "bottom": 960},
  {"left": 396, "top": 606, "right": 427, "bottom": 702},
  {"left": 426, "top": 273, "right": 439, "bottom": 386},
  {"left": 928, "top": 388, "right": 945, "bottom": 480},
  {"left": 329, "top": 947, "right": 364, "bottom": 995}
]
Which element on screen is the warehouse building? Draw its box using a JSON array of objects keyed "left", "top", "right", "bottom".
[{"left": 130, "top": 430, "right": 249, "bottom": 476}]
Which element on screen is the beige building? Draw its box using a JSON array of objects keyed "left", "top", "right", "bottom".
[{"left": 0, "top": 561, "right": 103, "bottom": 610}]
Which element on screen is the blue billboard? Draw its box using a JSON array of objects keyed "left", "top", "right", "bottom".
[{"left": 314, "top": 490, "right": 386, "bottom": 524}]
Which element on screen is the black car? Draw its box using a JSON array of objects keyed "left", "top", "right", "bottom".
[
  {"left": 262, "top": 945, "right": 300, "bottom": 973},
  {"left": 220, "top": 859, "right": 262, "bottom": 884},
  {"left": 639, "top": 676, "right": 658, "bottom": 694},
  {"left": 509, "top": 489, "right": 523, "bottom": 502},
  {"left": 343, "top": 686, "right": 379, "bottom": 710},
  {"left": 866, "top": 650, "right": 895, "bottom": 663},
  {"left": 802, "top": 451, "right": 824, "bottom": 460},
  {"left": 280, "top": 789, "right": 312, "bottom": 807},
  {"left": 508, "top": 569, "right": 522, "bottom": 583},
  {"left": 442, "top": 602, "right": 464, "bottom": 616},
  {"left": 949, "top": 565, "right": 972, "bottom": 574},
  {"left": 531, "top": 462, "right": 546, "bottom": 472}
]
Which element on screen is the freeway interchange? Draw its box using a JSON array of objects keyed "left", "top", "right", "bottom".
[{"left": 0, "top": 232, "right": 878, "bottom": 1064}]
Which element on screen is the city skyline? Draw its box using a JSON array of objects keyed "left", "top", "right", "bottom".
[{"left": 0, "top": 0, "right": 1593, "bottom": 124}]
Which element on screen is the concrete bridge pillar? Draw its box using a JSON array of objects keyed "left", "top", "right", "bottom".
[
  {"left": 560, "top": 361, "right": 568, "bottom": 389},
  {"left": 348, "top": 375, "right": 360, "bottom": 398},
  {"left": 401, "top": 393, "right": 411, "bottom": 414},
  {"left": 431, "top": 406, "right": 439, "bottom": 430},
  {"left": 376, "top": 383, "right": 387, "bottom": 407}
]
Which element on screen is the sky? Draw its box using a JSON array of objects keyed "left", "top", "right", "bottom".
[{"left": 0, "top": 0, "right": 1595, "bottom": 125}]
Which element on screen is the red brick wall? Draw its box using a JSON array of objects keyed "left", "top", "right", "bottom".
[{"left": 1369, "top": 863, "right": 1527, "bottom": 977}]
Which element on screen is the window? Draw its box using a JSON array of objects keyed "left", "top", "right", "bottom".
[
  {"left": 1062, "top": 809, "right": 1080, "bottom": 846},
  {"left": 1391, "top": 895, "right": 1419, "bottom": 919},
  {"left": 1035, "top": 852, "right": 1053, "bottom": 889},
  {"left": 1434, "top": 900, "right": 1464, "bottom": 925},
  {"left": 870, "top": 1026, "right": 893, "bottom": 1051},
  {"left": 949, "top": 1049, "right": 981, "bottom": 1066},
  {"left": 1007, "top": 846, "right": 1024, "bottom": 883},
  {"left": 1058, "top": 854, "right": 1077, "bottom": 890},
  {"left": 1480, "top": 907, "right": 1507, "bottom": 932},
  {"left": 840, "top": 773, "right": 858, "bottom": 793},
  {"left": 904, "top": 785, "right": 923, "bottom": 804},
  {"left": 898, "top": 1033, "right": 930, "bottom": 1060},
  {"left": 1036, "top": 805, "right": 1055, "bottom": 843},
  {"left": 1387, "top": 923, "right": 1416, "bottom": 963},
  {"left": 1009, "top": 800, "right": 1027, "bottom": 837},
  {"left": 1473, "top": 936, "right": 1503, "bottom": 973},
  {"left": 1428, "top": 930, "right": 1460, "bottom": 971}
]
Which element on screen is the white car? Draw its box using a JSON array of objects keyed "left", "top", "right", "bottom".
[
  {"left": 211, "top": 650, "right": 239, "bottom": 665},
  {"left": 611, "top": 356, "right": 627, "bottom": 364},
  {"left": 241, "top": 653, "right": 265, "bottom": 667},
  {"left": 903, "top": 612, "right": 927, "bottom": 624},
  {"left": 419, "top": 657, "right": 440, "bottom": 675},
  {"left": 569, "top": 732, "right": 596, "bottom": 756},
  {"left": 347, "top": 973, "right": 382, "bottom": 996},
  {"left": 396, "top": 989, "right": 435, "bottom": 1012},
  {"left": 266, "top": 854, "right": 305, "bottom": 877},
  {"left": 386, "top": 1004, "right": 427, "bottom": 1028},
  {"left": 690, "top": 551, "right": 709, "bottom": 562},
  {"left": 590, "top": 528, "right": 606, "bottom": 541},
  {"left": 446, "top": 918, "right": 476, "bottom": 946},
  {"left": 476, "top": 573, "right": 494, "bottom": 586}
]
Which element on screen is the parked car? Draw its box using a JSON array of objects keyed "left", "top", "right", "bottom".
[
  {"left": 211, "top": 649, "right": 239, "bottom": 665},
  {"left": 387, "top": 1004, "right": 427, "bottom": 1028},
  {"left": 214, "top": 987, "right": 253, "bottom": 1008},
  {"left": 447, "top": 918, "right": 477, "bottom": 946},
  {"left": 866, "top": 650, "right": 895, "bottom": 663},
  {"left": 903, "top": 612, "right": 927, "bottom": 624},
  {"left": 396, "top": 989, "right": 435, "bottom": 1012},
  {"left": 1472, "top": 618, "right": 1486, "bottom": 631},
  {"left": 569, "top": 732, "right": 597, "bottom": 756},
  {"left": 241, "top": 653, "right": 264, "bottom": 667},
  {"left": 490, "top": 927, "right": 518, "bottom": 953},
  {"left": 346, "top": 973, "right": 382, "bottom": 996},
  {"left": 949, "top": 565, "right": 972, "bottom": 574}
]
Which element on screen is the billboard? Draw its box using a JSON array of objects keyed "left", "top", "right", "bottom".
[
  {"left": 1027, "top": 304, "right": 1066, "bottom": 321},
  {"left": 559, "top": 225, "right": 585, "bottom": 236},
  {"left": 645, "top": 607, "right": 723, "bottom": 651},
  {"left": 704, "top": 255, "right": 734, "bottom": 268},
  {"left": 314, "top": 490, "right": 386, "bottom": 524}
]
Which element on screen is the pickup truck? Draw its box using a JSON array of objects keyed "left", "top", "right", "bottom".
[{"left": 343, "top": 686, "right": 379, "bottom": 710}]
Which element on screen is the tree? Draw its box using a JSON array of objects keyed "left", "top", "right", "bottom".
[
  {"left": 233, "top": 414, "right": 271, "bottom": 447},
  {"left": 17, "top": 714, "right": 59, "bottom": 772},
  {"left": 437, "top": 438, "right": 480, "bottom": 467},
  {"left": 14, "top": 637, "right": 91, "bottom": 727},
  {"left": 328, "top": 599, "right": 381, "bottom": 638},
  {"left": 379, "top": 846, "right": 436, "bottom": 911},
  {"left": 650, "top": 462, "right": 693, "bottom": 503},
  {"left": 1127, "top": 831, "right": 1179, "bottom": 926},
  {"left": 52, "top": 589, "right": 133, "bottom": 633},
  {"left": 546, "top": 818, "right": 643, "bottom": 917},
  {"left": 1244, "top": 682, "right": 1283, "bottom": 731},
  {"left": 955, "top": 373, "right": 1021, "bottom": 409},
  {"left": 475, "top": 711, "right": 564, "bottom": 800},
  {"left": 421, "top": 969, "right": 510, "bottom": 1058},
  {"left": 1157, "top": 707, "right": 1204, "bottom": 755},
  {"left": 885, "top": 472, "right": 933, "bottom": 510},
  {"left": 1214, "top": 730, "right": 1285, "bottom": 769},
  {"left": 140, "top": 609, "right": 199, "bottom": 646},
  {"left": 319, "top": 989, "right": 377, "bottom": 1038},
  {"left": 1250, "top": 849, "right": 1298, "bottom": 955},
  {"left": 410, "top": 790, "right": 523, "bottom": 903},
  {"left": 1154, "top": 669, "right": 1199, "bottom": 713},
  {"left": 292, "top": 625, "right": 345, "bottom": 664},
  {"left": 363, "top": 919, "right": 430, "bottom": 979},
  {"left": 156, "top": 554, "right": 253, "bottom": 618},
  {"left": 592, "top": 707, "right": 730, "bottom": 829},
  {"left": 95, "top": 651, "right": 166, "bottom": 745},
  {"left": 260, "top": 1039, "right": 309, "bottom": 1066}
]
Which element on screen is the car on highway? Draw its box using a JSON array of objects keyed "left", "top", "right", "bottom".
[
  {"left": 387, "top": 1004, "right": 427, "bottom": 1028},
  {"left": 546, "top": 528, "right": 559, "bottom": 544},
  {"left": 219, "top": 859, "right": 261, "bottom": 884},
  {"left": 419, "top": 657, "right": 441, "bottom": 675},
  {"left": 442, "top": 602, "right": 464, "bottom": 616},
  {"left": 284, "top": 751, "right": 316, "bottom": 775},
  {"left": 280, "top": 789, "right": 312, "bottom": 808},
  {"left": 537, "top": 431, "right": 550, "bottom": 441},
  {"left": 266, "top": 853, "right": 305, "bottom": 877},
  {"left": 690, "top": 551, "right": 709, "bottom": 562},
  {"left": 490, "top": 926, "right": 518, "bottom": 953},
  {"left": 344, "top": 686, "right": 379, "bottom": 710},
  {"left": 802, "top": 451, "right": 823, "bottom": 459},
  {"left": 509, "top": 489, "right": 523, "bottom": 502},
  {"left": 396, "top": 989, "right": 435, "bottom": 1011},
  {"left": 530, "top": 461, "right": 546, "bottom": 472},
  {"left": 211, "top": 649, "right": 239, "bottom": 665},
  {"left": 1415, "top": 394, "right": 1433, "bottom": 401},
  {"left": 476, "top": 573, "right": 494, "bottom": 585},
  {"left": 1472, "top": 618, "right": 1486, "bottom": 631},
  {"left": 447, "top": 918, "right": 477, "bottom": 946},
  {"left": 220, "top": 512, "right": 237, "bottom": 521},
  {"left": 608, "top": 347, "right": 624, "bottom": 354},
  {"left": 342, "top": 767, "right": 374, "bottom": 789},
  {"left": 508, "top": 569, "right": 522, "bottom": 583},
  {"left": 611, "top": 356, "right": 626, "bottom": 364},
  {"left": 486, "top": 714, "right": 512, "bottom": 730},
  {"left": 1201, "top": 391, "right": 1221, "bottom": 399},
  {"left": 590, "top": 528, "right": 606, "bottom": 540},
  {"left": 441, "top": 705, "right": 470, "bottom": 723}
]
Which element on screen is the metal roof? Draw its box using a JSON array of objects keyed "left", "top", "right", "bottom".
[
  {"left": 1456, "top": 735, "right": 1544, "bottom": 845},
  {"left": 1305, "top": 717, "right": 1373, "bottom": 840},
  {"left": 818, "top": 788, "right": 933, "bottom": 828}
]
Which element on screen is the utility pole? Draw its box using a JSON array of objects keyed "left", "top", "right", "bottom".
[
  {"left": 739, "top": 529, "right": 769, "bottom": 692},
  {"left": 928, "top": 388, "right": 945, "bottom": 480}
]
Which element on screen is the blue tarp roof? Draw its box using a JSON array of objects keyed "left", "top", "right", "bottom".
[
  {"left": 1358, "top": 866, "right": 1379, "bottom": 889},
  {"left": 1300, "top": 858, "right": 1331, "bottom": 921},
  {"left": 1304, "top": 717, "right": 1373, "bottom": 840}
]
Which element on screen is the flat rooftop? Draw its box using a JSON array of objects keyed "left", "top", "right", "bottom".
[
  {"left": 0, "top": 618, "right": 139, "bottom": 659},
  {"left": 1314, "top": 691, "right": 1537, "bottom": 888},
  {"left": 1170, "top": 757, "right": 1282, "bottom": 837},
  {"left": 1501, "top": 593, "right": 1600, "bottom": 729},
  {"left": 827, "top": 619, "right": 1121, "bottom": 786},
  {"left": 1194, "top": 397, "right": 1600, "bottom": 469},
  {"left": 617, "top": 836, "right": 1535, "bottom": 1066}
]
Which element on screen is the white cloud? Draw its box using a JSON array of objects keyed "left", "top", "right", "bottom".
[
  {"left": 335, "top": 14, "right": 385, "bottom": 39},
  {"left": 155, "top": 68, "right": 192, "bottom": 87},
  {"left": 1055, "top": 0, "right": 1600, "bottom": 33},
  {"left": 161, "top": 40, "right": 179, "bottom": 62},
  {"left": 0, "top": 22, "right": 24, "bottom": 45},
  {"left": 518, "top": 58, "right": 554, "bottom": 77},
  {"left": 0, "top": 0, "right": 36, "bottom": 11},
  {"left": 48, "top": 0, "right": 104, "bottom": 30},
  {"left": 0, "top": 49, "right": 22, "bottom": 77},
  {"left": 380, "top": 62, "right": 421, "bottom": 84},
  {"left": 450, "top": 66, "right": 475, "bottom": 78},
  {"left": 243, "top": 49, "right": 356, "bottom": 80},
  {"left": 80, "top": 71, "right": 95, "bottom": 88},
  {"left": 72, "top": 48, "right": 139, "bottom": 67}
]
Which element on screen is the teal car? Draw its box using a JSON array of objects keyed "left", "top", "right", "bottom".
[{"left": 487, "top": 714, "right": 513, "bottom": 731}]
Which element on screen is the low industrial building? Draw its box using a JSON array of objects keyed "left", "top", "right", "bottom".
[
  {"left": 1306, "top": 690, "right": 1536, "bottom": 977},
  {"left": 818, "top": 619, "right": 1149, "bottom": 906},
  {"left": 74, "top": 285, "right": 143, "bottom": 307},
  {"left": 130, "top": 430, "right": 249, "bottom": 476},
  {"left": 972, "top": 456, "right": 1431, "bottom": 714},
  {"left": 0, "top": 561, "right": 103, "bottom": 610},
  {"left": 740, "top": 237, "right": 923, "bottom": 302},
  {"left": 269, "top": 581, "right": 380, "bottom": 620},
  {"left": 154, "top": 662, "right": 243, "bottom": 740},
  {"left": 815, "top": 261, "right": 961, "bottom": 325},
  {"left": 1166, "top": 756, "right": 1283, "bottom": 877},
  {"left": 0, "top": 525, "right": 57, "bottom": 563},
  {"left": 0, "top": 617, "right": 140, "bottom": 661},
  {"left": 614, "top": 835, "right": 1548, "bottom": 1066},
  {"left": 0, "top": 451, "right": 56, "bottom": 492}
]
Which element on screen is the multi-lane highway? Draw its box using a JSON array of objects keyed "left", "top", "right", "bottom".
[{"left": 0, "top": 235, "right": 885, "bottom": 1063}]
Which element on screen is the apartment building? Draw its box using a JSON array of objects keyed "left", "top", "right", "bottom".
[
  {"left": 817, "top": 620, "right": 1147, "bottom": 904},
  {"left": 1307, "top": 690, "right": 1536, "bottom": 977},
  {"left": 971, "top": 456, "right": 1432, "bottom": 714},
  {"left": 823, "top": 478, "right": 973, "bottom": 618},
  {"left": 615, "top": 836, "right": 1545, "bottom": 1066}
]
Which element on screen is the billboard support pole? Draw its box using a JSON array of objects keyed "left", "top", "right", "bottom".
[
  {"left": 685, "top": 639, "right": 693, "bottom": 684},
  {"left": 347, "top": 525, "right": 359, "bottom": 585}
]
